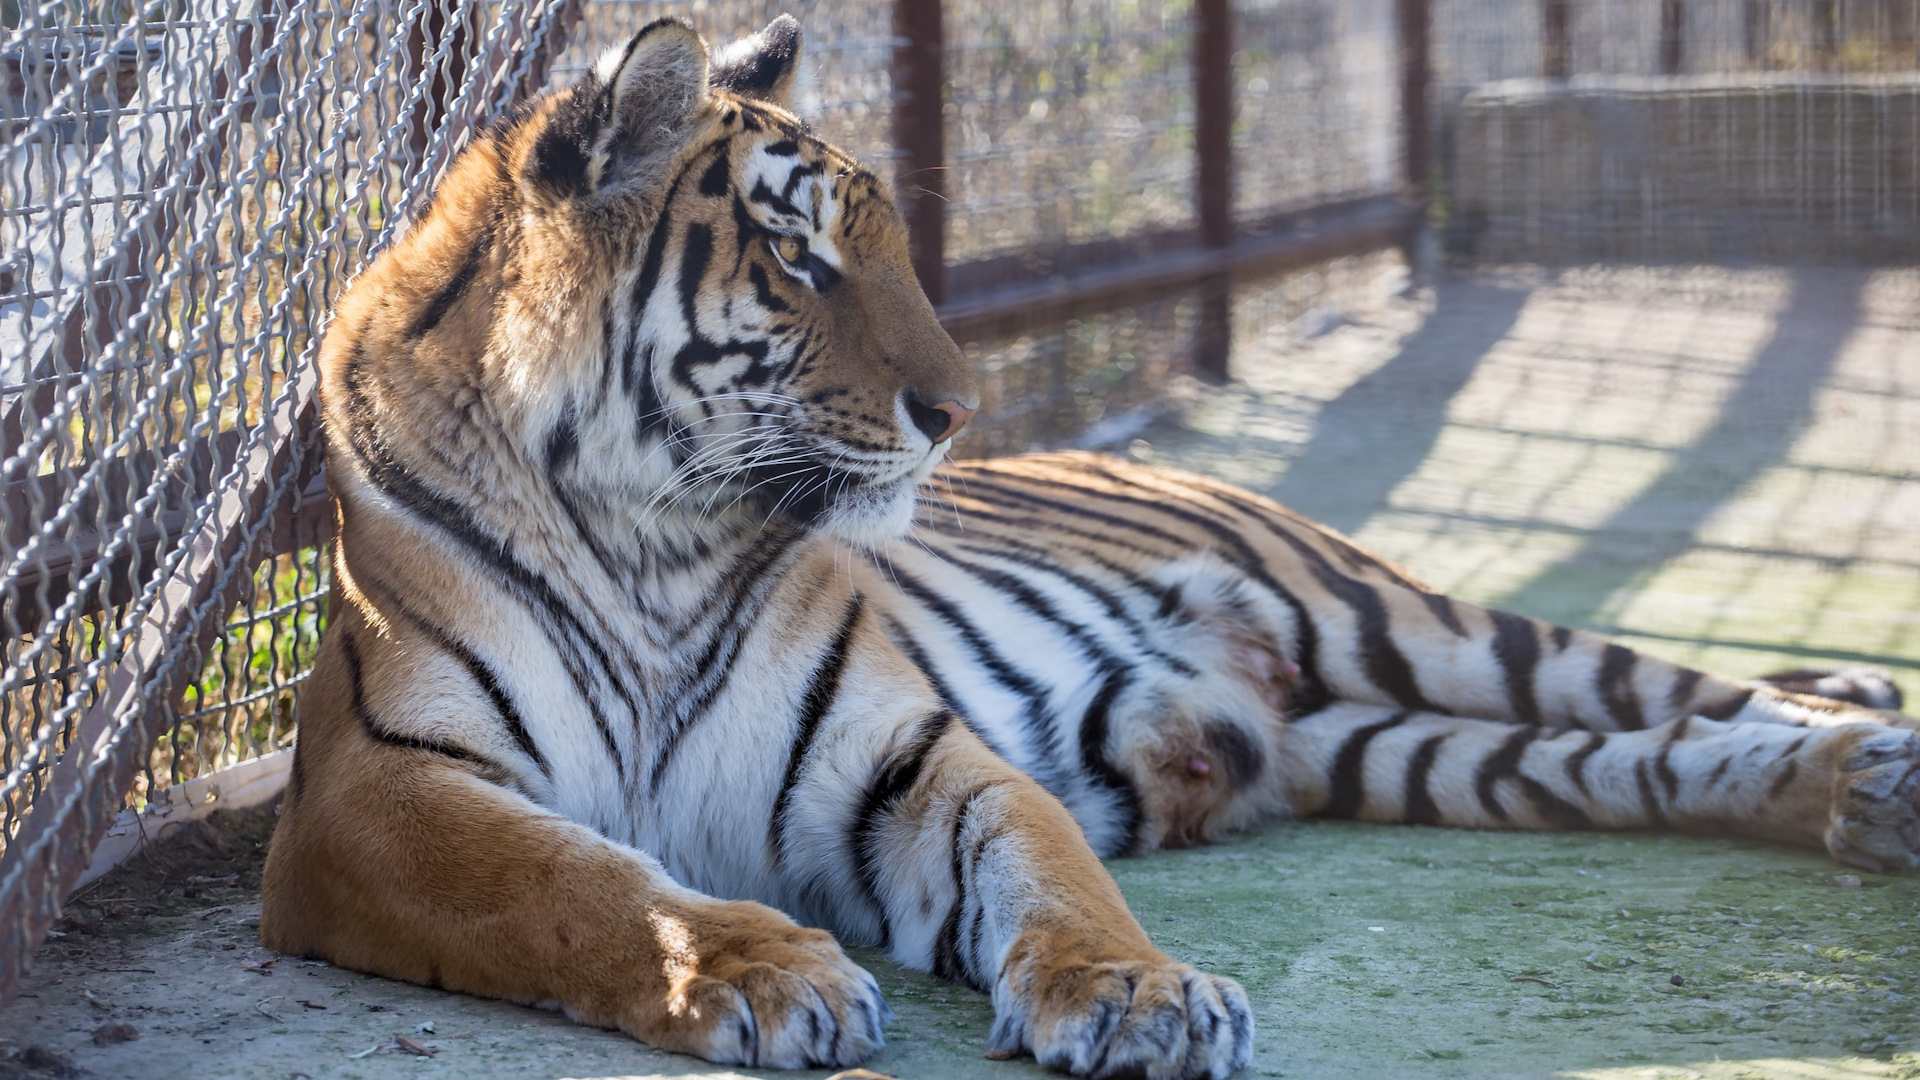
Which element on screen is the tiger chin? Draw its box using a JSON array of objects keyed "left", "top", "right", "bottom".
[{"left": 260, "top": 13, "right": 1920, "bottom": 1079}]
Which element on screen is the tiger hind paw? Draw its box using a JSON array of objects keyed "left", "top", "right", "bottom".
[{"left": 1825, "top": 728, "right": 1920, "bottom": 873}]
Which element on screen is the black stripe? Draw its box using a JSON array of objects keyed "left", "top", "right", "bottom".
[
  {"left": 1178, "top": 482, "right": 1432, "bottom": 712},
  {"left": 1515, "top": 774, "right": 1593, "bottom": 830},
  {"left": 1697, "top": 688, "right": 1754, "bottom": 721},
  {"left": 699, "top": 146, "right": 732, "bottom": 196},
  {"left": 933, "top": 784, "right": 996, "bottom": 991},
  {"left": 1474, "top": 726, "right": 1541, "bottom": 821},
  {"left": 1550, "top": 625, "right": 1573, "bottom": 652},
  {"left": 363, "top": 575, "right": 551, "bottom": 778},
  {"left": 343, "top": 631, "right": 507, "bottom": 777},
  {"left": 937, "top": 477, "right": 1183, "bottom": 560},
  {"left": 1653, "top": 716, "right": 1690, "bottom": 801},
  {"left": 936, "top": 548, "right": 1121, "bottom": 669},
  {"left": 1668, "top": 668, "right": 1704, "bottom": 713},
  {"left": 405, "top": 229, "right": 490, "bottom": 339},
  {"left": 1402, "top": 734, "right": 1447, "bottom": 826},
  {"left": 769, "top": 596, "right": 866, "bottom": 863},
  {"left": 1706, "top": 756, "right": 1731, "bottom": 786},
  {"left": 850, "top": 711, "right": 956, "bottom": 950},
  {"left": 947, "top": 538, "right": 1198, "bottom": 676},
  {"left": 1423, "top": 592, "right": 1470, "bottom": 638},
  {"left": 1077, "top": 670, "right": 1143, "bottom": 856},
  {"left": 648, "top": 531, "right": 804, "bottom": 793},
  {"left": 883, "top": 613, "right": 963, "bottom": 715},
  {"left": 1635, "top": 759, "right": 1670, "bottom": 826},
  {"left": 1597, "top": 644, "right": 1649, "bottom": 731},
  {"left": 1766, "top": 759, "right": 1800, "bottom": 799},
  {"left": 970, "top": 471, "right": 1333, "bottom": 713},
  {"left": 543, "top": 407, "right": 627, "bottom": 584},
  {"left": 1322, "top": 712, "right": 1409, "bottom": 819},
  {"left": 884, "top": 562, "right": 1065, "bottom": 789},
  {"left": 340, "top": 368, "right": 634, "bottom": 775},
  {"left": 1489, "top": 611, "right": 1544, "bottom": 726},
  {"left": 1564, "top": 732, "right": 1607, "bottom": 797},
  {"left": 1775, "top": 734, "right": 1808, "bottom": 762},
  {"left": 676, "top": 222, "right": 714, "bottom": 327}
]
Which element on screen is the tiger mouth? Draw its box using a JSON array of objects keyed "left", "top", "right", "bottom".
[{"left": 735, "top": 456, "right": 911, "bottom": 525}]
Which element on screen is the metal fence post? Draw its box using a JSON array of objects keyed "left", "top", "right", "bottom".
[
  {"left": 1194, "top": 0, "right": 1233, "bottom": 382},
  {"left": 1543, "top": 0, "right": 1571, "bottom": 79},
  {"left": 893, "top": 0, "right": 946, "bottom": 307},
  {"left": 1398, "top": 0, "right": 1431, "bottom": 204},
  {"left": 1661, "top": 0, "right": 1686, "bottom": 74}
]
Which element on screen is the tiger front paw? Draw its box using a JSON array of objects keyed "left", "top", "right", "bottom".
[
  {"left": 1825, "top": 727, "right": 1920, "bottom": 872},
  {"left": 626, "top": 900, "right": 891, "bottom": 1069},
  {"left": 988, "top": 950, "right": 1253, "bottom": 1079}
]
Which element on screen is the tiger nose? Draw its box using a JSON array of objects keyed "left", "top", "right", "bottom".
[{"left": 905, "top": 393, "right": 976, "bottom": 444}]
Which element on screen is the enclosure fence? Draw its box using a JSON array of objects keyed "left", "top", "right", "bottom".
[{"left": 6, "top": 0, "right": 1917, "bottom": 1004}]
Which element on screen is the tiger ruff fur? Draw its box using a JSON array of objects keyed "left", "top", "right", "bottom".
[{"left": 261, "top": 15, "right": 1920, "bottom": 1078}]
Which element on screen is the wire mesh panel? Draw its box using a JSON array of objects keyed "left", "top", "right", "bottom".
[
  {"left": 1233, "top": 0, "right": 1402, "bottom": 221},
  {"left": 1433, "top": 0, "right": 1920, "bottom": 261},
  {"left": 0, "top": 0, "right": 578, "bottom": 996},
  {"left": 542, "top": 0, "right": 897, "bottom": 164},
  {"left": 943, "top": 0, "right": 1196, "bottom": 264}
]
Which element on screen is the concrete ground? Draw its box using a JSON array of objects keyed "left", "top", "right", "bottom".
[{"left": 6, "top": 265, "right": 1919, "bottom": 1080}]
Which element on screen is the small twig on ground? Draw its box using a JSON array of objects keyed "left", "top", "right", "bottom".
[
  {"left": 198, "top": 905, "right": 232, "bottom": 921},
  {"left": 395, "top": 1036, "right": 436, "bottom": 1057},
  {"left": 1508, "top": 976, "right": 1560, "bottom": 989},
  {"left": 255, "top": 999, "right": 285, "bottom": 1022}
]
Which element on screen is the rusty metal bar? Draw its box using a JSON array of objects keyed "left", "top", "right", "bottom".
[
  {"left": 405, "top": 2, "right": 482, "bottom": 162},
  {"left": 892, "top": 0, "right": 946, "bottom": 306},
  {"left": 1744, "top": 0, "right": 1771, "bottom": 67},
  {"left": 1398, "top": 0, "right": 1431, "bottom": 203},
  {"left": 1543, "top": 0, "right": 1571, "bottom": 79},
  {"left": 937, "top": 197, "right": 1420, "bottom": 343},
  {"left": 1, "top": 435, "right": 329, "bottom": 631},
  {"left": 1660, "top": 0, "right": 1686, "bottom": 74},
  {"left": 1192, "top": 0, "right": 1233, "bottom": 382},
  {"left": 516, "top": 0, "right": 589, "bottom": 97}
]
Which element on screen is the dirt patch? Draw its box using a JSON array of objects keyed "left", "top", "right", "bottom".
[{"left": 7, "top": 802, "right": 1918, "bottom": 1080}]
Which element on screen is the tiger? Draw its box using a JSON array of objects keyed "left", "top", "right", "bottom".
[{"left": 258, "top": 14, "right": 1920, "bottom": 1078}]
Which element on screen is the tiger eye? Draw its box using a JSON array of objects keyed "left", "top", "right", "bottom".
[{"left": 773, "top": 235, "right": 807, "bottom": 264}]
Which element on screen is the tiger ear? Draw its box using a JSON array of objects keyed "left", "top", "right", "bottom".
[
  {"left": 591, "top": 18, "right": 712, "bottom": 190},
  {"left": 709, "top": 14, "right": 802, "bottom": 109}
]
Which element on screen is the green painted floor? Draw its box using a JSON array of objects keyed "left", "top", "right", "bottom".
[{"left": 7, "top": 265, "right": 1919, "bottom": 1080}]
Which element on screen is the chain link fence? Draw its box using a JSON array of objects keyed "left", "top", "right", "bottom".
[{"left": 0, "top": 0, "right": 581, "bottom": 996}]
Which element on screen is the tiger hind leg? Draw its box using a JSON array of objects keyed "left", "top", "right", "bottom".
[{"left": 1278, "top": 704, "right": 1920, "bottom": 870}]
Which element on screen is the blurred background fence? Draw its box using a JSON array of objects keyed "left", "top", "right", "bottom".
[{"left": 3, "top": 0, "right": 1918, "bottom": 1002}]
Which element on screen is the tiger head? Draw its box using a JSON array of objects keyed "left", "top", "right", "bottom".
[{"left": 325, "top": 16, "right": 975, "bottom": 549}]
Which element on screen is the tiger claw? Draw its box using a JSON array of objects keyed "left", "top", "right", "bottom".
[
  {"left": 991, "top": 955, "right": 1253, "bottom": 1079},
  {"left": 1825, "top": 729, "right": 1920, "bottom": 872}
]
